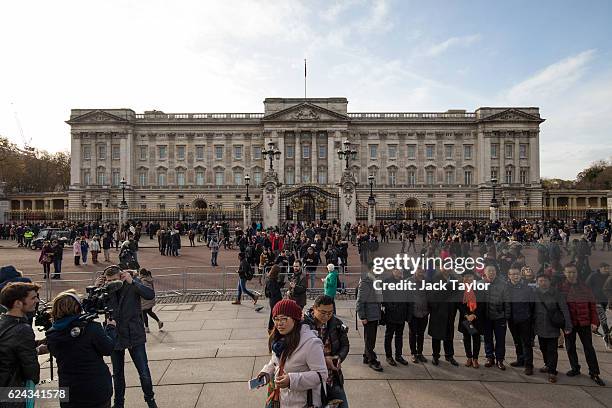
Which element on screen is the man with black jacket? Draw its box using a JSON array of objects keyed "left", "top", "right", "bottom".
[
  {"left": 96, "top": 265, "right": 158, "bottom": 408},
  {"left": 382, "top": 269, "right": 411, "bottom": 366},
  {"left": 304, "top": 295, "right": 350, "bottom": 407},
  {"left": 0, "top": 282, "right": 41, "bottom": 408},
  {"left": 287, "top": 260, "right": 308, "bottom": 309},
  {"left": 507, "top": 263, "right": 535, "bottom": 375},
  {"left": 482, "top": 263, "right": 511, "bottom": 370},
  {"left": 427, "top": 265, "right": 459, "bottom": 366},
  {"left": 232, "top": 252, "right": 258, "bottom": 305}
]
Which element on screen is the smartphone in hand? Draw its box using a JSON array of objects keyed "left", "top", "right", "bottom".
[{"left": 248, "top": 377, "right": 267, "bottom": 390}]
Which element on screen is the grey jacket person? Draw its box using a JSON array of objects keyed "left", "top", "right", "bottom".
[
  {"left": 533, "top": 287, "right": 572, "bottom": 338},
  {"left": 356, "top": 274, "right": 382, "bottom": 321},
  {"left": 105, "top": 277, "right": 155, "bottom": 350}
]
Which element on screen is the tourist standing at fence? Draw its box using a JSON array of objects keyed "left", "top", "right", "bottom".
[
  {"left": 288, "top": 260, "right": 308, "bottom": 310},
  {"left": 482, "top": 263, "right": 511, "bottom": 370},
  {"left": 408, "top": 267, "right": 429, "bottom": 363},
  {"left": 102, "top": 232, "right": 112, "bottom": 262},
  {"left": 427, "top": 264, "right": 459, "bottom": 367},
  {"left": 90, "top": 235, "right": 101, "bottom": 264},
  {"left": 39, "top": 240, "right": 53, "bottom": 279},
  {"left": 51, "top": 238, "right": 63, "bottom": 279},
  {"left": 139, "top": 268, "right": 164, "bottom": 333},
  {"left": 382, "top": 269, "right": 411, "bottom": 367},
  {"left": 80, "top": 236, "right": 90, "bottom": 266},
  {"left": 210, "top": 237, "right": 219, "bottom": 266},
  {"left": 507, "top": 264, "right": 535, "bottom": 375},
  {"left": 303, "top": 245, "right": 319, "bottom": 289},
  {"left": 73, "top": 237, "right": 82, "bottom": 265}
]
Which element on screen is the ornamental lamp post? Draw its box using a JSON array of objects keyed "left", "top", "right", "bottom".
[
  {"left": 262, "top": 141, "right": 281, "bottom": 171},
  {"left": 244, "top": 174, "right": 251, "bottom": 202},
  {"left": 337, "top": 139, "right": 358, "bottom": 170},
  {"left": 120, "top": 177, "right": 128, "bottom": 207},
  {"left": 368, "top": 174, "right": 375, "bottom": 206},
  {"left": 491, "top": 177, "right": 498, "bottom": 207}
]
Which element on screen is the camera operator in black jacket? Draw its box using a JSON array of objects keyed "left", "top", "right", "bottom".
[
  {"left": 46, "top": 290, "right": 117, "bottom": 408},
  {"left": 95, "top": 265, "right": 157, "bottom": 408},
  {"left": 0, "top": 282, "right": 42, "bottom": 408},
  {"left": 304, "top": 295, "right": 350, "bottom": 408}
]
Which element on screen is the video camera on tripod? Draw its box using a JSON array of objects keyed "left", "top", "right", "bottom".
[{"left": 81, "top": 280, "right": 124, "bottom": 321}]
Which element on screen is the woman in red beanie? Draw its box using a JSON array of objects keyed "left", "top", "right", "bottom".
[{"left": 257, "top": 299, "right": 328, "bottom": 407}]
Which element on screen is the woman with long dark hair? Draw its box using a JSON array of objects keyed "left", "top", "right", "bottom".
[{"left": 257, "top": 299, "right": 327, "bottom": 408}]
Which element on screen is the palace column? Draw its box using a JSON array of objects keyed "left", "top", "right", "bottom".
[
  {"left": 276, "top": 130, "right": 284, "bottom": 183},
  {"left": 327, "top": 132, "right": 336, "bottom": 185},
  {"left": 311, "top": 132, "right": 317, "bottom": 183},
  {"left": 295, "top": 132, "right": 301, "bottom": 184}
]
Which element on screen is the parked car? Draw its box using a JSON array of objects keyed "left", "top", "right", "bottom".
[{"left": 30, "top": 229, "right": 70, "bottom": 250}]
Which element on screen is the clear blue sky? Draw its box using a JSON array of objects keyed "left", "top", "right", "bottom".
[{"left": 1, "top": 0, "right": 611, "bottom": 179}]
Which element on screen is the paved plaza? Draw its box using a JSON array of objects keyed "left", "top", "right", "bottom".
[
  {"left": 31, "top": 299, "right": 612, "bottom": 408},
  {"left": 2, "top": 240, "right": 611, "bottom": 407}
]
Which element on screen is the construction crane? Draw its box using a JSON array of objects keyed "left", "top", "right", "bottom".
[{"left": 11, "top": 102, "right": 35, "bottom": 155}]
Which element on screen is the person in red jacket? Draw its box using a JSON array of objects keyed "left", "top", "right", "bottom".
[{"left": 558, "top": 262, "right": 605, "bottom": 386}]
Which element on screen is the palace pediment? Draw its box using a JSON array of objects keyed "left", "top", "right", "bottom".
[
  {"left": 480, "top": 108, "right": 544, "bottom": 123},
  {"left": 262, "top": 102, "right": 349, "bottom": 122},
  {"left": 67, "top": 110, "right": 130, "bottom": 124}
]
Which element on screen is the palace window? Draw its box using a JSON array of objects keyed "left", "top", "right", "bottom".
[
  {"left": 111, "top": 145, "right": 120, "bottom": 160},
  {"left": 83, "top": 145, "right": 91, "bottom": 160},
  {"left": 520, "top": 168, "right": 528, "bottom": 184},
  {"left": 158, "top": 146, "right": 167, "bottom": 160},
  {"left": 139, "top": 146, "right": 147, "bottom": 160},
  {"left": 519, "top": 144, "right": 528, "bottom": 159},
  {"left": 112, "top": 169, "right": 120, "bottom": 186},
  {"left": 491, "top": 144, "right": 499, "bottom": 159},
  {"left": 215, "top": 146, "right": 223, "bottom": 160},
  {"left": 253, "top": 168, "right": 262, "bottom": 185},
  {"left": 369, "top": 145, "right": 378, "bottom": 160},
  {"left": 139, "top": 170, "right": 148, "bottom": 186},
  {"left": 445, "top": 145, "right": 454, "bottom": 159},
  {"left": 285, "top": 168, "right": 295, "bottom": 185},
  {"left": 464, "top": 170, "right": 473, "bottom": 185},
  {"left": 407, "top": 170, "right": 416, "bottom": 186},
  {"left": 286, "top": 145, "right": 294, "bottom": 158},
  {"left": 234, "top": 170, "right": 243, "bottom": 185},
  {"left": 463, "top": 145, "right": 472, "bottom": 160},
  {"left": 302, "top": 145, "right": 310, "bottom": 159},
  {"left": 83, "top": 169, "right": 91, "bottom": 186},
  {"left": 426, "top": 145, "right": 435, "bottom": 159},
  {"left": 97, "top": 145, "right": 106, "bottom": 160},
  {"left": 215, "top": 170, "right": 224, "bottom": 185},
  {"left": 234, "top": 145, "right": 243, "bottom": 160},
  {"left": 505, "top": 144, "right": 514, "bottom": 159},
  {"left": 426, "top": 170, "right": 435, "bottom": 185},
  {"left": 491, "top": 167, "right": 499, "bottom": 181},
  {"left": 196, "top": 170, "right": 205, "bottom": 186},
  {"left": 302, "top": 172, "right": 311, "bottom": 183},
  {"left": 176, "top": 145, "right": 185, "bottom": 161},
  {"left": 177, "top": 170, "right": 186, "bottom": 186},
  {"left": 407, "top": 144, "right": 416, "bottom": 159},
  {"left": 388, "top": 169, "right": 397, "bottom": 186},
  {"left": 97, "top": 169, "right": 106, "bottom": 185},
  {"left": 196, "top": 146, "right": 204, "bottom": 160},
  {"left": 253, "top": 146, "right": 262, "bottom": 160},
  {"left": 158, "top": 170, "right": 167, "bottom": 186},
  {"left": 318, "top": 168, "right": 327, "bottom": 184},
  {"left": 505, "top": 168, "right": 513, "bottom": 184},
  {"left": 388, "top": 145, "right": 397, "bottom": 159},
  {"left": 318, "top": 145, "right": 327, "bottom": 159},
  {"left": 445, "top": 170, "right": 454, "bottom": 185}
]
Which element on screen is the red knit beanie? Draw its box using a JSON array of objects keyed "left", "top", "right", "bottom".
[{"left": 272, "top": 299, "right": 303, "bottom": 322}]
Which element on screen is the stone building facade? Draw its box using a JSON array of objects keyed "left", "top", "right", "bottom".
[{"left": 66, "top": 97, "right": 545, "bottom": 220}]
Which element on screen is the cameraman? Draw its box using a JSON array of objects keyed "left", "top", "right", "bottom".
[
  {"left": 46, "top": 290, "right": 117, "bottom": 408},
  {"left": 96, "top": 265, "right": 157, "bottom": 408},
  {"left": 0, "top": 282, "right": 41, "bottom": 407}
]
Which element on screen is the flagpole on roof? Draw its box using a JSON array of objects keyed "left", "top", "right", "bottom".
[{"left": 304, "top": 58, "right": 307, "bottom": 101}]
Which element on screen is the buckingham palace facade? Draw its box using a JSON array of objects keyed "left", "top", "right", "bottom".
[{"left": 66, "top": 97, "right": 544, "bottom": 220}]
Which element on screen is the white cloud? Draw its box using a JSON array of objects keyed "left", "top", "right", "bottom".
[
  {"left": 505, "top": 49, "right": 595, "bottom": 103},
  {"left": 424, "top": 34, "right": 481, "bottom": 57}
]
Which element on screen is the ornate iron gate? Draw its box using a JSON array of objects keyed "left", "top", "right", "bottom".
[{"left": 280, "top": 186, "right": 339, "bottom": 223}]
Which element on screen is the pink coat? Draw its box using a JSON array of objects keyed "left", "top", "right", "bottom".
[{"left": 261, "top": 325, "right": 328, "bottom": 408}]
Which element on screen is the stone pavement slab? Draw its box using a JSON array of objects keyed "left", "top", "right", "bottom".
[
  {"left": 201, "top": 317, "right": 268, "bottom": 329},
  {"left": 160, "top": 356, "right": 254, "bottom": 384},
  {"left": 124, "top": 383, "right": 204, "bottom": 408},
  {"left": 160, "top": 328, "right": 232, "bottom": 343},
  {"left": 196, "top": 381, "right": 267, "bottom": 408},
  {"left": 482, "top": 382, "right": 607, "bottom": 408},
  {"left": 343, "top": 379, "right": 400, "bottom": 407},
  {"left": 342, "top": 354, "right": 431, "bottom": 380},
  {"left": 389, "top": 379, "right": 502, "bottom": 408},
  {"left": 581, "top": 386, "right": 612, "bottom": 408}
]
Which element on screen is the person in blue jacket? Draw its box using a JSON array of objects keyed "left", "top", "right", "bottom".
[{"left": 46, "top": 290, "right": 117, "bottom": 408}]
